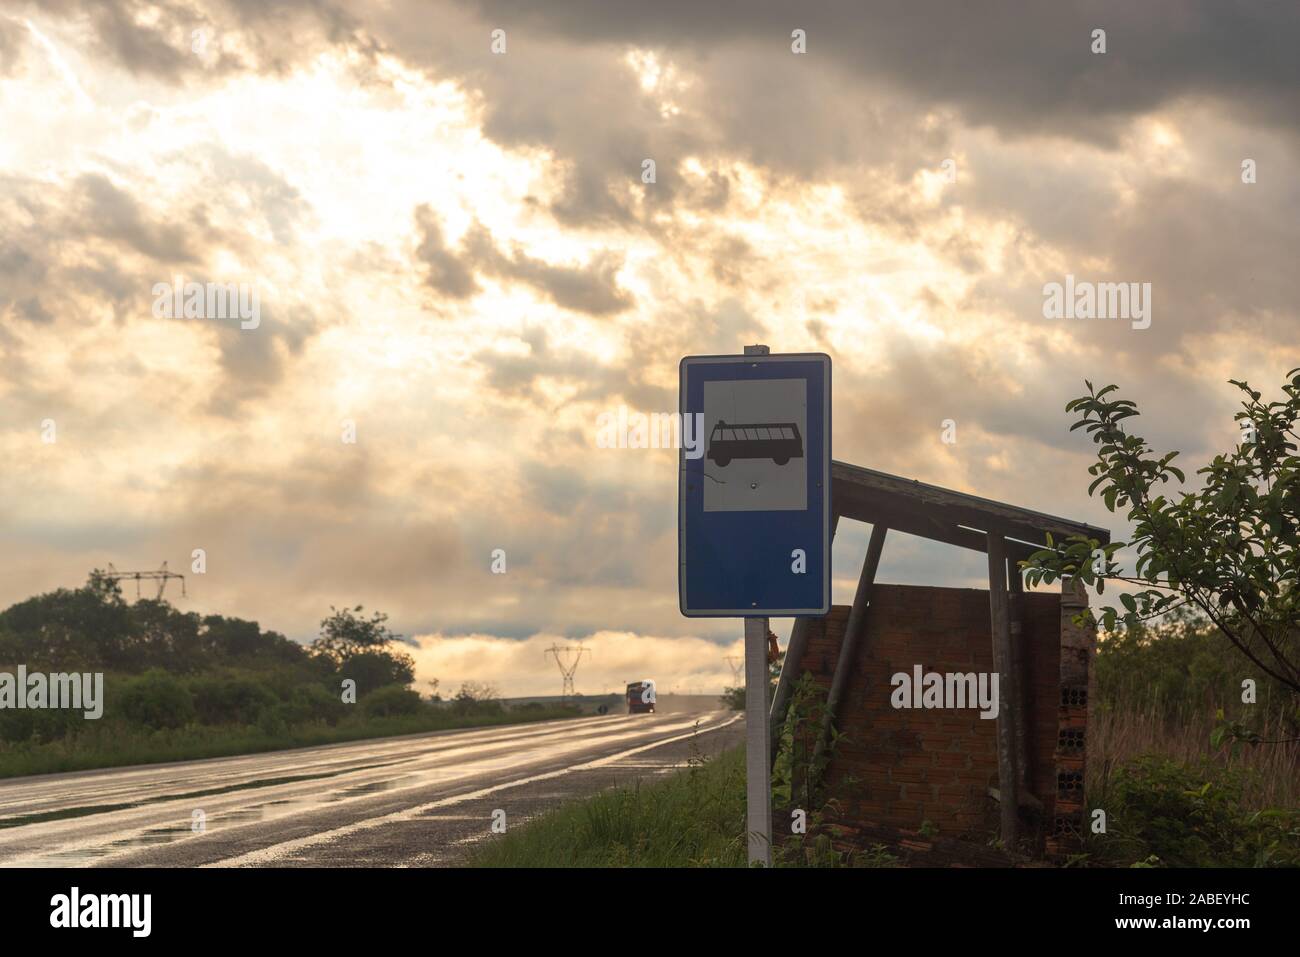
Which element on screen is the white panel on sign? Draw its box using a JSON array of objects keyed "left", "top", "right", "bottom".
[{"left": 702, "top": 377, "right": 808, "bottom": 512}]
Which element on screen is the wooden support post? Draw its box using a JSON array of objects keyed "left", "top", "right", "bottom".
[
  {"left": 1008, "top": 556, "right": 1030, "bottom": 792},
  {"left": 987, "top": 533, "right": 1020, "bottom": 848},
  {"left": 815, "top": 523, "right": 887, "bottom": 763},
  {"left": 770, "top": 513, "right": 840, "bottom": 760}
]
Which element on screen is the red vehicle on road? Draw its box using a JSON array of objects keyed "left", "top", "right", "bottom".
[{"left": 626, "top": 680, "right": 656, "bottom": 714}]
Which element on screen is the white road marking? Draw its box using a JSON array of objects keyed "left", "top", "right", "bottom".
[{"left": 207, "top": 713, "right": 742, "bottom": 867}]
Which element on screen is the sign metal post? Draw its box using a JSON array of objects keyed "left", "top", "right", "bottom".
[
  {"left": 744, "top": 614, "right": 773, "bottom": 865},
  {"left": 678, "top": 342, "right": 831, "bottom": 867}
]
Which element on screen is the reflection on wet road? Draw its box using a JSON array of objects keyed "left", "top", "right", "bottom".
[{"left": 0, "top": 710, "right": 742, "bottom": 867}]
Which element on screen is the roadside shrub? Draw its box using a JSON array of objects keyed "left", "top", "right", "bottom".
[
  {"left": 362, "top": 684, "right": 422, "bottom": 718},
  {"left": 118, "top": 670, "right": 195, "bottom": 730},
  {"left": 338, "top": 650, "right": 416, "bottom": 697},
  {"left": 1094, "top": 756, "right": 1300, "bottom": 867},
  {"left": 280, "top": 683, "right": 345, "bottom": 726},
  {"left": 450, "top": 681, "right": 503, "bottom": 717},
  {"left": 0, "top": 699, "right": 83, "bottom": 744},
  {"left": 256, "top": 707, "right": 288, "bottom": 737},
  {"left": 190, "top": 676, "right": 279, "bottom": 726}
]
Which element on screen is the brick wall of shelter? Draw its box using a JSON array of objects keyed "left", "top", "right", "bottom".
[{"left": 796, "top": 584, "right": 1064, "bottom": 844}]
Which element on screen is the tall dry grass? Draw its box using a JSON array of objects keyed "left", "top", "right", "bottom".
[{"left": 1088, "top": 703, "right": 1300, "bottom": 811}]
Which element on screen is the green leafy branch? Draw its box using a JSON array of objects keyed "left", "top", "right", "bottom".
[{"left": 1021, "top": 371, "right": 1300, "bottom": 696}]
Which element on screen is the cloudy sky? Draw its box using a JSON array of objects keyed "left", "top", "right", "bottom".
[{"left": 1, "top": 1, "right": 1296, "bottom": 696}]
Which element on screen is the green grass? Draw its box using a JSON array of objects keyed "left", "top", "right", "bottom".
[
  {"left": 1082, "top": 753, "right": 1300, "bottom": 868},
  {"left": 471, "top": 706, "right": 1300, "bottom": 868},
  {"left": 0, "top": 708, "right": 578, "bottom": 779},
  {"left": 472, "top": 746, "right": 750, "bottom": 867},
  {"left": 469, "top": 745, "right": 899, "bottom": 868}
]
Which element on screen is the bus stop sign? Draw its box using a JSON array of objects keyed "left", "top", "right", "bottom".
[{"left": 678, "top": 352, "right": 831, "bottom": 616}]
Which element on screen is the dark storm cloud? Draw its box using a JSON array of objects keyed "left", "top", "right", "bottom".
[
  {"left": 523, "top": 461, "right": 585, "bottom": 516},
  {"left": 414, "top": 205, "right": 480, "bottom": 299},
  {"left": 462, "top": 222, "right": 633, "bottom": 316},
  {"left": 0, "top": 242, "right": 43, "bottom": 286},
  {"left": 206, "top": 305, "right": 314, "bottom": 413},
  {"left": 707, "top": 234, "right": 758, "bottom": 288},
  {"left": 356, "top": 2, "right": 703, "bottom": 228},
  {"left": 8, "top": 0, "right": 375, "bottom": 82},
  {"left": 7, "top": 0, "right": 1296, "bottom": 648},
  {"left": 90, "top": 0, "right": 195, "bottom": 81},
  {"left": 0, "top": 14, "right": 25, "bottom": 76},
  {"left": 1096, "top": 176, "right": 1300, "bottom": 341},
  {"left": 139, "top": 446, "right": 474, "bottom": 638},
  {"left": 506, "top": 459, "right": 667, "bottom": 592},
  {"left": 0, "top": 169, "right": 324, "bottom": 416},
  {"left": 0, "top": 179, "right": 79, "bottom": 338},
  {"left": 414, "top": 209, "right": 632, "bottom": 315},
  {"left": 472, "top": 324, "right": 554, "bottom": 398},
  {"left": 75, "top": 172, "right": 202, "bottom": 264},
  {"left": 146, "top": 438, "right": 664, "bottom": 638},
  {"left": 457, "top": 0, "right": 1300, "bottom": 142},
  {"left": 471, "top": 295, "right": 762, "bottom": 411},
  {"left": 10, "top": 297, "right": 50, "bottom": 322},
  {"left": 954, "top": 153, "right": 1300, "bottom": 374},
  {"left": 471, "top": 324, "right": 657, "bottom": 407},
  {"left": 369, "top": 0, "right": 1300, "bottom": 274},
  {"left": 830, "top": 332, "right": 1219, "bottom": 471}
]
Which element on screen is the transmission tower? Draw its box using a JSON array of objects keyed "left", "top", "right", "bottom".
[
  {"left": 101, "top": 561, "right": 186, "bottom": 600},
  {"left": 544, "top": 643, "right": 588, "bottom": 700},
  {"left": 724, "top": 655, "right": 743, "bottom": 683}
]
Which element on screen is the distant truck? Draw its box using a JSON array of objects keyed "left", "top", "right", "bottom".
[{"left": 626, "top": 679, "right": 656, "bottom": 714}]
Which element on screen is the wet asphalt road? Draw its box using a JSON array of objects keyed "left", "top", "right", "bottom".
[{"left": 0, "top": 710, "right": 742, "bottom": 867}]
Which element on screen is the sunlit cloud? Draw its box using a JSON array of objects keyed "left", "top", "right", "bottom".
[{"left": 2, "top": 1, "right": 1296, "bottom": 694}]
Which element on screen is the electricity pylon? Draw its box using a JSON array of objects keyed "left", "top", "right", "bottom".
[
  {"left": 724, "top": 655, "right": 743, "bottom": 683},
  {"left": 101, "top": 561, "right": 186, "bottom": 600},
  {"left": 544, "top": 643, "right": 588, "bottom": 701}
]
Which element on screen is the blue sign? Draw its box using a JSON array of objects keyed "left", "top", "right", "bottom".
[{"left": 678, "top": 353, "right": 831, "bottom": 617}]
